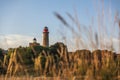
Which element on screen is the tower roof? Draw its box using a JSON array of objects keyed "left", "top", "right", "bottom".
[
  {"left": 43, "top": 26, "right": 49, "bottom": 33},
  {"left": 33, "top": 38, "right": 36, "bottom": 41},
  {"left": 33, "top": 38, "right": 37, "bottom": 43}
]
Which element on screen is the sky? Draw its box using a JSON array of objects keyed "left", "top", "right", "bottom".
[{"left": 0, "top": 0, "right": 120, "bottom": 51}]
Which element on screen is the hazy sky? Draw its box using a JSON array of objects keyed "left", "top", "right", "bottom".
[{"left": 0, "top": 0, "right": 120, "bottom": 51}]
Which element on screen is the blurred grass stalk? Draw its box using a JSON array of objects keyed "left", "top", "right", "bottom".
[
  {"left": 54, "top": 0, "right": 120, "bottom": 52},
  {"left": 118, "top": 20, "right": 120, "bottom": 51}
]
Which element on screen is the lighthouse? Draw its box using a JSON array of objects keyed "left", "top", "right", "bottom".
[{"left": 42, "top": 26, "right": 49, "bottom": 47}]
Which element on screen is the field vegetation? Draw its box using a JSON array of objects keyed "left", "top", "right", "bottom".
[
  {"left": 0, "top": 0, "right": 120, "bottom": 80},
  {"left": 0, "top": 43, "right": 120, "bottom": 80}
]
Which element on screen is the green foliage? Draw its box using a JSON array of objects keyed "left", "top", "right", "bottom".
[
  {"left": 32, "top": 45, "right": 49, "bottom": 57},
  {"left": 39, "top": 55, "right": 46, "bottom": 69},
  {"left": 17, "top": 47, "right": 34, "bottom": 65},
  {"left": 0, "top": 48, "right": 2, "bottom": 55},
  {"left": 100, "top": 68, "right": 114, "bottom": 80},
  {"left": 7, "top": 48, "right": 14, "bottom": 57},
  {"left": 77, "top": 64, "right": 87, "bottom": 76},
  {"left": 0, "top": 48, "right": 3, "bottom": 60},
  {"left": 33, "top": 46, "right": 43, "bottom": 54}
]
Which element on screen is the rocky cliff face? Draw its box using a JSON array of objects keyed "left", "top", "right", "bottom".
[{"left": 0, "top": 42, "right": 120, "bottom": 79}]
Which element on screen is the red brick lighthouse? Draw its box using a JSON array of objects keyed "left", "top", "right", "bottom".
[{"left": 42, "top": 26, "right": 49, "bottom": 47}]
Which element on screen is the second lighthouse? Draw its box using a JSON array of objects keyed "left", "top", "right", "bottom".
[{"left": 42, "top": 26, "right": 49, "bottom": 47}]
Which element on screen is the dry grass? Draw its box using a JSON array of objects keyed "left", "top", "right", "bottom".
[
  {"left": 0, "top": 43, "right": 120, "bottom": 79},
  {"left": 54, "top": 0, "right": 120, "bottom": 53},
  {"left": 0, "top": 76, "right": 94, "bottom": 80},
  {"left": 1, "top": 0, "right": 120, "bottom": 80}
]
